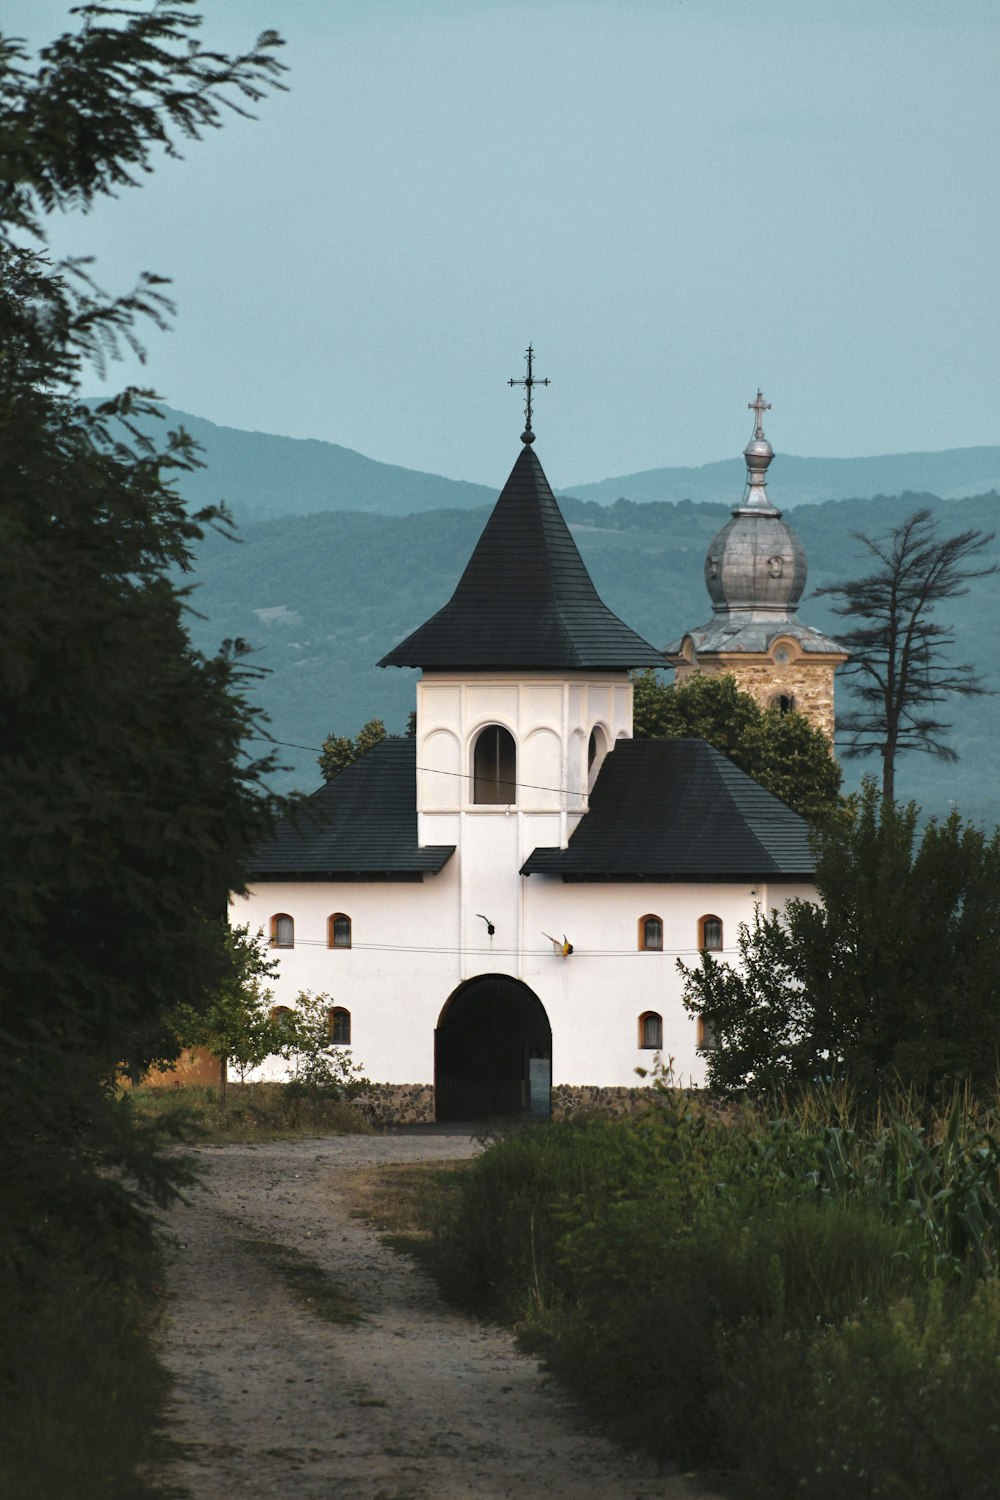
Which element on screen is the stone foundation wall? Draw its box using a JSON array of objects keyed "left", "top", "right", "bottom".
[
  {"left": 353, "top": 1081, "right": 657, "bottom": 1126},
  {"left": 550, "top": 1083, "right": 652, "bottom": 1119},
  {"left": 354, "top": 1082, "right": 436, "bottom": 1127}
]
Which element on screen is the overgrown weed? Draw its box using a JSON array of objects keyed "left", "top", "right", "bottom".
[
  {"left": 129, "top": 1081, "right": 374, "bottom": 1143},
  {"left": 416, "top": 1083, "right": 1000, "bottom": 1496}
]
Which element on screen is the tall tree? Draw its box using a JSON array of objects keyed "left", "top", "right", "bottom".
[
  {"left": 1, "top": 0, "right": 285, "bottom": 1086},
  {"left": 169, "top": 925, "right": 282, "bottom": 1103},
  {"left": 815, "top": 508, "right": 996, "bottom": 803},
  {"left": 632, "top": 671, "right": 843, "bottom": 824},
  {"left": 319, "top": 717, "right": 387, "bottom": 780},
  {"left": 680, "top": 780, "right": 1000, "bottom": 1098},
  {"left": 0, "top": 13, "right": 285, "bottom": 1485}
]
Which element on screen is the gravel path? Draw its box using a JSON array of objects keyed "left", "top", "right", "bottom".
[{"left": 157, "top": 1130, "right": 718, "bottom": 1500}]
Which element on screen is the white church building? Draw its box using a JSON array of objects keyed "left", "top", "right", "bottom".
[{"left": 232, "top": 388, "right": 835, "bottom": 1120}]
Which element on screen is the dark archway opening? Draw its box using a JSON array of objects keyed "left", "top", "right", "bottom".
[{"left": 435, "top": 975, "right": 551, "bottom": 1121}]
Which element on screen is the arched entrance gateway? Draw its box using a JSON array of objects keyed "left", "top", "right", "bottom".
[{"left": 434, "top": 976, "right": 552, "bottom": 1121}]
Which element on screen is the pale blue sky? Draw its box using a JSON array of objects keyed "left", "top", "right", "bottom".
[{"left": 7, "top": 1, "right": 1000, "bottom": 488}]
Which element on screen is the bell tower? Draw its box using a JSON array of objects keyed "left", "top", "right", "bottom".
[
  {"left": 666, "top": 393, "right": 846, "bottom": 745},
  {"left": 378, "top": 348, "right": 665, "bottom": 977}
]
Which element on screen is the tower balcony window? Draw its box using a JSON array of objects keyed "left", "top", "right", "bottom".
[
  {"left": 473, "top": 725, "right": 517, "bottom": 805},
  {"left": 587, "top": 725, "right": 609, "bottom": 789}
]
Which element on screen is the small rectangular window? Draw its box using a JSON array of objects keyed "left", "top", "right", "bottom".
[
  {"left": 702, "top": 918, "right": 722, "bottom": 951},
  {"left": 641, "top": 1013, "right": 663, "bottom": 1049},
  {"left": 642, "top": 917, "right": 663, "bottom": 951},
  {"left": 330, "top": 1008, "right": 351, "bottom": 1044},
  {"left": 272, "top": 914, "right": 294, "bottom": 948}
]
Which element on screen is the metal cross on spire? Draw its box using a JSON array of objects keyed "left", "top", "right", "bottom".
[
  {"left": 748, "top": 388, "right": 771, "bottom": 438},
  {"left": 509, "top": 344, "right": 550, "bottom": 445}
]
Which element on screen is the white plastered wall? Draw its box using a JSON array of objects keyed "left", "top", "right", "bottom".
[
  {"left": 230, "top": 665, "right": 819, "bottom": 1095},
  {"left": 520, "top": 877, "right": 817, "bottom": 1087},
  {"left": 232, "top": 875, "right": 818, "bottom": 1091}
]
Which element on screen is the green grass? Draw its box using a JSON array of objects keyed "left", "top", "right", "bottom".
[
  {"left": 129, "top": 1080, "right": 375, "bottom": 1143},
  {"left": 346, "top": 1156, "right": 467, "bottom": 1231},
  {"left": 238, "top": 1234, "right": 363, "bottom": 1324}
]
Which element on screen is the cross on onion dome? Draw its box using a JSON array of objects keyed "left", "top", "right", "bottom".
[{"left": 748, "top": 388, "right": 771, "bottom": 438}]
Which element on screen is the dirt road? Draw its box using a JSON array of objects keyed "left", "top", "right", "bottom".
[{"left": 158, "top": 1131, "right": 716, "bottom": 1500}]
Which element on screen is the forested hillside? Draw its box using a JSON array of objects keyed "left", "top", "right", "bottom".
[
  {"left": 185, "top": 488, "right": 1000, "bottom": 823},
  {"left": 94, "top": 404, "right": 498, "bottom": 521},
  {"left": 561, "top": 447, "right": 1000, "bottom": 507},
  {"left": 103, "top": 403, "right": 1000, "bottom": 520}
]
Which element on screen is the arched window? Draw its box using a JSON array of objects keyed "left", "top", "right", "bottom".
[
  {"left": 771, "top": 693, "right": 796, "bottom": 714},
  {"left": 697, "top": 1015, "right": 717, "bottom": 1051},
  {"left": 638, "top": 914, "right": 663, "bottom": 951},
  {"left": 473, "top": 725, "right": 517, "bottom": 805},
  {"left": 587, "top": 725, "right": 608, "bottom": 788},
  {"left": 328, "top": 913, "right": 352, "bottom": 949},
  {"left": 638, "top": 1012, "right": 663, "bottom": 1050},
  {"left": 328, "top": 1006, "right": 351, "bottom": 1045},
  {"left": 270, "top": 913, "right": 294, "bottom": 948},
  {"left": 269, "top": 1005, "right": 296, "bottom": 1039},
  {"left": 699, "top": 915, "right": 723, "bottom": 951}
]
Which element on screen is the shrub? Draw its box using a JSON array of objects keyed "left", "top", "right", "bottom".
[
  {"left": 722, "top": 1281, "right": 1000, "bottom": 1499},
  {"left": 428, "top": 1088, "right": 1000, "bottom": 1490}
]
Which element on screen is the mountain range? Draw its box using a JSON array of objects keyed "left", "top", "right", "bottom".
[
  {"left": 113, "top": 404, "right": 1000, "bottom": 521},
  {"left": 561, "top": 448, "right": 1000, "bottom": 508},
  {"left": 91, "top": 404, "right": 1000, "bottom": 822}
]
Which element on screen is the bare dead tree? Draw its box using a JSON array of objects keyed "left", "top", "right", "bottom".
[{"left": 815, "top": 508, "right": 997, "bottom": 803}]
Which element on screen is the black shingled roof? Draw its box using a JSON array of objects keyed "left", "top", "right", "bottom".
[
  {"left": 249, "top": 738, "right": 454, "bottom": 881},
  {"left": 520, "top": 739, "right": 815, "bottom": 881},
  {"left": 378, "top": 445, "right": 666, "bottom": 671}
]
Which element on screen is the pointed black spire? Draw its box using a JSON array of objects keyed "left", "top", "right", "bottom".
[{"left": 378, "top": 446, "right": 665, "bottom": 671}]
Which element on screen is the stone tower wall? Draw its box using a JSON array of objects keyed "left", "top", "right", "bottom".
[{"left": 674, "top": 656, "right": 839, "bottom": 746}]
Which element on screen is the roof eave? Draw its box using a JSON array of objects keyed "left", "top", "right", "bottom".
[
  {"left": 520, "top": 862, "right": 814, "bottom": 882},
  {"left": 249, "top": 847, "right": 456, "bottom": 884}
]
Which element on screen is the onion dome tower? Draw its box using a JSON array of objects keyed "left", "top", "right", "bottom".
[{"left": 665, "top": 392, "right": 846, "bottom": 745}]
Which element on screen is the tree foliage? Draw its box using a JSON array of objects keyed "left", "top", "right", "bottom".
[
  {"left": 0, "top": 2, "right": 283, "bottom": 241},
  {"left": 284, "top": 990, "right": 370, "bottom": 1095},
  {"left": 815, "top": 508, "right": 997, "bottom": 803},
  {"left": 319, "top": 716, "right": 387, "bottom": 780},
  {"left": 0, "top": 0, "right": 285, "bottom": 1086},
  {"left": 0, "top": 15, "right": 286, "bottom": 1470},
  {"left": 169, "top": 940, "right": 369, "bottom": 1101},
  {"left": 169, "top": 925, "right": 284, "bottom": 1099},
  {"left": 681, "top": 781, "right": 1000, "bottom": 1098},
  {"left": 632, "top": 671, "right": 843, "bottom": 823}
]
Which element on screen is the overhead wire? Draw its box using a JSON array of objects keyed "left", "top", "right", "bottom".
[
  {"left": 259, "top": 935, "right": 726, "bottom": 960},
  {"left": 250, "top": 735, "right": 597, "bottom": 800}
]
